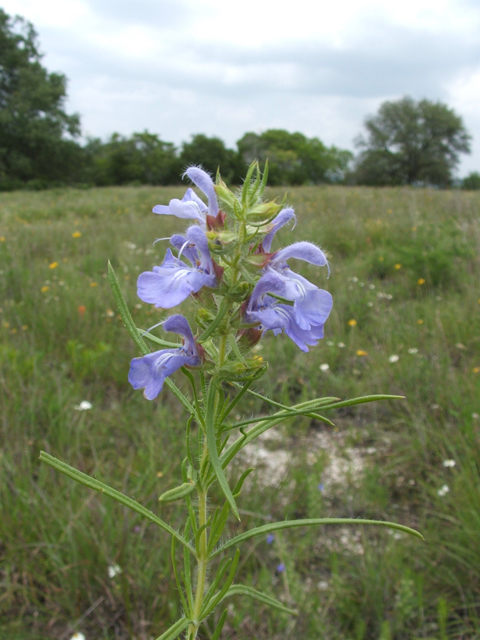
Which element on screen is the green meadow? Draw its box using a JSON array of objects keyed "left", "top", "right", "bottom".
[{"left": 1, "top": 185, "right": 479, "bottom": 640}]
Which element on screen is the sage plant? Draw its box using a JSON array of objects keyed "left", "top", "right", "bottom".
[{"left": 40, "top": 163, "right": 422, "bottom": 640}]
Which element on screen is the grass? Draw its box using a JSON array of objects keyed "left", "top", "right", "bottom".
[{"left": 0, "top": 184, "right": 479, "bottom": 639}]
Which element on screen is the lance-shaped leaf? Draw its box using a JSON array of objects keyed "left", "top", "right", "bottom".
[
  {"left": 39, "top": 452, "right": 196, "bottom": 557},
  {"left": 200, "top": 549, "right": 240, "bottom": 619},
  {"left": 154, "top": 617, "right": 192, "bottom": 640},
  {"left": 205, "top": 383, "right": 240, "bottom": 520},
  {"left": 220, "top": 394, "right": 404, "bottom": 469},
  {"left": 211, "top": 518, "right": 424, "bottom": 558},
  {"left": 211, "top": 610, "right": 228, "bottom": 640},
  {"left": 222, "top": 584, "right": 297, "bottom": 616}
]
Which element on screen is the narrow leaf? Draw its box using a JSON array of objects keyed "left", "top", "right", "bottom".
[
  {"left": 206, "top": 384, "right": 239, "bottom": 520},
  {"left": 319, "top": 394, "right": 405, "bottom": 412},
  {"left": 212, "top": 518, "right": 424, "bottom": 557},
  {"left": 200, "top": 549, "right": 240, "bottom": 619},
  {"left": 39, "top": 452, "right": 196, "bottom": 557},
  {"left": 140, "top": 331, "right": 181, "bottom": 348},
  {"left": 211, "top": 610, "right": 228, "bottom": 640},
  {"left": 108, "top": 260, "right": 149, "bottom": 356},
  {"left": 171, "top": 537, "right": 190, "bottom": 616},
  {"left": 223, "top": 584, "right": 297, "bottom": 616},
  {"left": 155, "top": 617, "right": 192, "bottom": 640}
]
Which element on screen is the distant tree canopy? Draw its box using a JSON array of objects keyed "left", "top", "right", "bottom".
[
  {"left": 354, "top": 97, "right": 471, "bottom": 187},
  {"left": 0, "top": 9, "right": 81, "bottom": 188},
  {"left": 179, "top": 134, "right": 241, "bottom": 183},
  {"left": 462, "top": 171, "right": 480, "bottom": 191},
  {"left": 237, "top": 130, "right": 353, "bottom": 186},
  {"left": 84, "top": 132, "right": 181, "bottom": 186}
]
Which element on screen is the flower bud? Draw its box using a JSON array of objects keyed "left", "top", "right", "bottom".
[{"left": 247, "top": 201, "right": 282, "bottom": 221}]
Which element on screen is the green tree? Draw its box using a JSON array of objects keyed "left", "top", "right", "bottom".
[
  {"left": 0, "top": 9, "right": 81, "bottom": 186},
  {"left": 462, "top": 171, "right": 480, "bottom": 190},
  {"left": 179, "top": 134, "right": 241, "bottom": 183},
  {"left": 237, "top": 129, "right": 352, "bottom": 185},
  {"left": 354, "top": 97, "right": 471, "bottom": 187},
  {"left": 86, "top": 132, "right": 180, "bottom": 186}
]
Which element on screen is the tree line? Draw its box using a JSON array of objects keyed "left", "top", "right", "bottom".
[{"left": 1, "top": 8, "right": 479, "bottom": 191}]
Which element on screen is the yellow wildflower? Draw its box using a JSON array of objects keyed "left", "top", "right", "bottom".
[
  {"left": 394, "top": 264, "right": 402, "bottom": 270},
  {"left": 356, "top": 349, "right": 368, "bottom": 356},
  {"left": 90, "top": 282, "right": 98, "bottom": 287},
  {"left": 72, "top": 231, "right": 82, "bottom": 238},
  {"left": 348, "top": 319, "right": 357, "bottom": 327},
  {"left": 417, "top": 319, "right": 424, "bottom": 325},
  {"left": 41, "top": 286, "right": 49, "bottom": 293},
  {"left": 49, "top": 262, "right": 59, "bottom": 269},
  {"left": 417, "top": 278, "right": 425, "bottom": 285}
]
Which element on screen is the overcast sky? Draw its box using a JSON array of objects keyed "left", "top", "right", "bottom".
[{"left": 4, "top": 0, "right": 480, "bottom": 176}]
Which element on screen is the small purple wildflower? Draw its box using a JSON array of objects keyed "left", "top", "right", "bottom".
[
  {"left": 245, "top": 271, "right": 332, "bottom": 352},
  {"left": 276, "top": 563, "right": 286, "bottom": 573},
  {"left": 137, "top": 226, "right": 216, "bottom": 309},
  {"left": 266, "top": 533, "right": 275, "bottom": 544},
  {"left": 152, "top": 167, "right": 218, "bottom": 228},
  {"left": 267, "top": 241, "right": 330, "bottom": 331},
  {"left": 318, "top": 483, "right": 325, "bottom": 492},
  {"left": 128, "top": 315, "right": 200, "bottom": 400}
]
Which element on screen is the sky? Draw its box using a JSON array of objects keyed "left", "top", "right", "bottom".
[{"left": 4, "top": 0, "right": 480, "bottom": 176}]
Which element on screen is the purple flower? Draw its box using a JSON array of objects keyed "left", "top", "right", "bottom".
[
  {"left": 318, "top": 483, "right": 325, "bottom": 492},
  {"left": 245, "top": 271, "right": 332, "bottom": 352},
  {"left": 267, "top": 242, "right": 330, "bottom": 331},
  {"left": 128, "top": 315, "right": 200, "bottom": 400},
  {"left": 276, "top": 563, "right": 286, "bottom": 573},
  {"left": 266, "top": 534, "right": 275, "bottom": 544},
  {"left": 152, "top": 167, "right": 218, "bottom": 228},
  {"left": 137, "top": 226, "right": 216, "bottom": 309},
  {"left": 262, "top": 208, "right": 296, "bottom": 252}
]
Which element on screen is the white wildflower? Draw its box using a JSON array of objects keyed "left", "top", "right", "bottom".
[
  {"left": 337, "top": 342, "right": 345, "bottom": 348},
  {"left": 108, "top": 564, "right": 122, "bottom": 578},
  {"left": 437, "top": 485, "right": 450, "bottom": 497},
  {"left": 74, "top": 401, "right": 92, "bottom": 411},
  {"left": 388, "top": 355, "right": 399, "bottom": 363},
  {"left": 408, "top": 348, "right": 418, "bottom": 354},
  {"left": 70, "top": 634, "right": 86, "bottom": 640},
  {"left": 442, "top": 459, "right": 456, "bottom": 468},
  {"left": 319, "top": 364, "right": 330, "bottom": 372}
]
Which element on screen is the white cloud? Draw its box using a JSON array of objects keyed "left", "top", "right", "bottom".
[{"left": 2, "top": 0, "right": 480, "bottom": 175}]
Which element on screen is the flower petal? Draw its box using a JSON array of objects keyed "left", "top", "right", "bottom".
[
  {"left": 182, "top": 188, "right": 208, "bottom": 212},
  {"left": 153, "top": 199, "right": 205, "bottom": 224},
  {"left": 170, "top": 234, "right": 198, "bottom": 265},
  {"left": 262, "top": 208, "right": 296, "bottom": 252},
  {"left": 129, "top": 350, "right": 194, "bottom": 400},
  {"left": 184, "top": 167, "right": 219, "bottom": 216},
  {"left": 271, "top": 242, "right": 329, "bottom": 270},
  {"left": 163, "top": 314, "right": 197, "bottom": 354}
]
